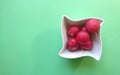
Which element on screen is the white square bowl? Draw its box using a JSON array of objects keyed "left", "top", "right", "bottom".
[{"left": 58, "top": 15, "right": 104, "bottom": 61}]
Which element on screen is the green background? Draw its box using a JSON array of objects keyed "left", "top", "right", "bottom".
[{"left": 0, "top": 0, "right": 120, "bottom": 75}]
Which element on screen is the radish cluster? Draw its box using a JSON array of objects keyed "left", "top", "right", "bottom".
[{"left": 66, "top": 19, "right": 100, "bottom": 51}]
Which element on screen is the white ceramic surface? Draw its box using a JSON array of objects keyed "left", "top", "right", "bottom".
[{"left": 58, "top": 15, "right": 104, "bottom": 61}]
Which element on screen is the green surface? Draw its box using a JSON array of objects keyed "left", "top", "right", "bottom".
[{"left": 0, "top": 0, "right": 120, "bottom": 75}]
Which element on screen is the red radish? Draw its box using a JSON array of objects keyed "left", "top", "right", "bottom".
[
  {"left": 68, "top": 25, "right": 79, "bottom": 37},
  {"left": 76, "top": 31, "right": 90, "bottom": 45},
  {"left": 67, "top": 38, "right": 79, "bottom": 51},
  {"left": 86, "top": 19, "right": 100, "bottom": 33},
  {"left": 81, "top": 27, "right": 87, "bottom": 31},
  {"left": 81, "top": 41, "right": 93, "bottom": 50}
]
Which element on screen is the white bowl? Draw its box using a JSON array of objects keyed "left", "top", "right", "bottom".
[{"left": 58, "top": 15, "right": 104, "bottom": 61}]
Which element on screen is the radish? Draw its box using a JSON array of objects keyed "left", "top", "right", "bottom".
[
  {"left": 68, "top": 25, "right": 79, "bottom": 37},
  {"left": 67, "top": 38, "right": 79, "bottom": 51},
  {"left": 80, "top": 41, "right": 93, "bottom": 50},
  {"left": 86, "top": 19, "right": 100, "bottom": 33},
  {"left": 76, "top": 31, "right": 90, "bottom": 45},
  {"left": 81, "top": 27, "right": 87, "bottom": 32}
]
